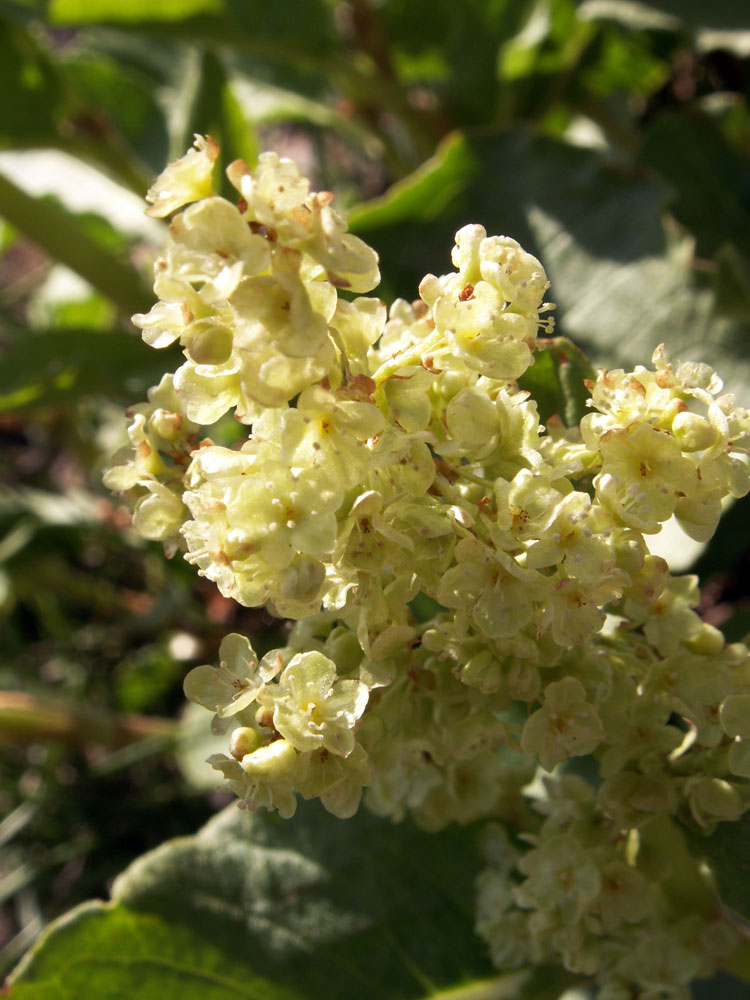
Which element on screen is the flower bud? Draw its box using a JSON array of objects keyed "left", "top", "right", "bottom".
[
  {"left": 150, "top": 408, "right": 184, "bottom": 442},
  {"left": 240, "top": 738, "right": 297, "bottom": 778},
  {"left": 683, "top": 623, "right": 725, "bottom": 656},
  {"left": 229, "top": 726, "right": 262, "bottom": 760},
  {"left": 671, "top": 411, "right": 717, "bottom": 452}
]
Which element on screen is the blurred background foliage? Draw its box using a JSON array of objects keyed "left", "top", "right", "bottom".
[{"left": 1, "top": 0, "right": 750, "bottom": 989}]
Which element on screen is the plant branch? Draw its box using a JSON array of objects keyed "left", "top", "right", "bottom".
[{"left": 0, "top": 691, "right": 177, "bottom": 750}]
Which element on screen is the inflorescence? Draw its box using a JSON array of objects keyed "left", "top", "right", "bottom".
[{"left": 106, "top": 136, "right": 750, "bottom": 998}]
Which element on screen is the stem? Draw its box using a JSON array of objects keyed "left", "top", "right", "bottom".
[
  {"left": 371, "top": 329, "right": 445, "bottom": 386},
  {"left": 345, "top": 0, "right": 442, "bottom": 165},
  {"left": 458, "top": 470, "right": 494, "bottom": 489},
  {"left": 0, "top": 691, "right": 177, "bottom": 749}
]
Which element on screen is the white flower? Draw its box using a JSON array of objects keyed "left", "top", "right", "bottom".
[
  {"left": 145, "top": 134, "right": 218, "bottom": 217},
  {"left": 262, "top": 651, "right": 368, "bottom": 756}
]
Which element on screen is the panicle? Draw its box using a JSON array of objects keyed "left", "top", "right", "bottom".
[{"left": 105, "top": 138, "right": 750, "bottom": 998}]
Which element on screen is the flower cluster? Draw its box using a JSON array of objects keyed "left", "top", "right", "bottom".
[
  {"left": 106, "top": 137, "right": 750, "bottom": 998},
  {"left": 476, "top": 776, "right": 744, "bottom": 998}
]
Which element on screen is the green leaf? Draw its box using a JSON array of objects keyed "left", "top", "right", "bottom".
[
  {"left": 223, "top": 0, "right": 336, "bottom": 52},
  {"left": 227, "top": 72, "right": 382, "bottom": 167},
  {"left": 350, "top": 128, "right": 669, "bottom": 295},
  {"left": 178, "top": 48, "right": 258, "bottom": 182},
  {"left": 48, "top": 0, "right": 335, "bottom": 54},
  {"left": 351, "top": 128, "right": 750, "bottom": 404},
  {"left": 0, "top": 15, "right": 162, "bottom": 193},
  {"left": 638, "top": 110, "right": 750, "bottom": 260},
  {"left": 49, "top": 0, "right": 224, "bottom": 22},
  {"left": 576, "top": 20, "right": 669, "bottom": 101},
  {"left": 0, "top": 15, "right": 66, "bottom": 145},
  {"left": 682, "top": 812, "right": 750, "bottom": 922},
  {"left": 517, "top": 337, "right": 596, "bottom": 428},
  {"left": 112, "top": 800, "right": 497, "bottom": 999},
  {"left": 6, "top": 901, "right": 531, "bottom": 1000},
  {"left": 378, "top": 0, "right": 535, "bottom": 124},
  {"left": 7, "top": 901, "right": 299, "bottom": 999},
  {"left": 6, "top": 802, "right": 526, "bottom": 998},
  {"left": 0, "top": 329, "right": 181, "bottom": 412},
  {"left": 60, "top": 47, "right": 170, "bottom": 177}
]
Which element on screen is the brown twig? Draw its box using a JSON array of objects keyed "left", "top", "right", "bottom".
[{"left": 0, "top": 691, "right": 177, "bottom": 749}]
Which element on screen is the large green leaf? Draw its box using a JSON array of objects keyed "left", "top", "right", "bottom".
[
  {"left": 111, "top": 801, "right": 499, "bottom": 999},
  {"left": 351, "top": 128, "right": 750, "bottom": 404},
  {"left": 48, "top": 0, "right": 334, "bottom": 53},
  {"left": 7, "top": 802, "right": 543, "bottom": 999},
  {"left": 638, "top": 110, "right": 750, "bottom": 261},
  {"left": 7, "top": 902, "right": 299, "bottom": 999},
  {"left": 350, "top": 129, "right": 669, "bottom": 295}
]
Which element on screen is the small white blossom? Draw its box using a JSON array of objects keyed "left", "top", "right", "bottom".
[{"left": 262, "top": 651, "right": 368, "bottom": 757}]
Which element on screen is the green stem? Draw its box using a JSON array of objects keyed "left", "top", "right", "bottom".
[
  {"left": 371, "top": 329, "right": 445, "bottom": 385},
  {"left": 0, "top": 170, "right": 153, "bottom": 317},
  {"left": 458, "top": 470, "right": 494, "bottom": 489}
]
